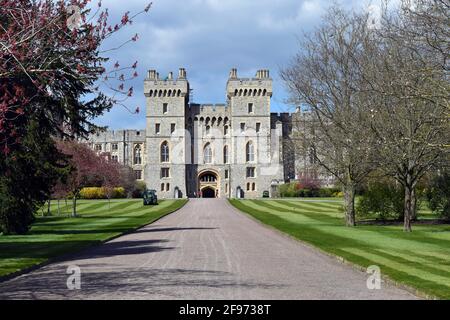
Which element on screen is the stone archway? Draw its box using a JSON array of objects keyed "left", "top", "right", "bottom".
[
  {"left": 198, "top": 170, "right": 219, "bottom": 198},
  {"left": 202, "top": 187, "right": 216, "bottom": 198}
]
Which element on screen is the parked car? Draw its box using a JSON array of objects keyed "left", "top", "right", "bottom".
[
  {"left": 143, "top": 189, "right": 158, "bottom": 205},
  {"left": 262, "top": 191, "right": 270, "bottom": 198}
]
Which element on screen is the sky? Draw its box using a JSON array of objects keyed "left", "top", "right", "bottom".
[{"left": 93, "top": 0, "right": 385, "bottom": 130}]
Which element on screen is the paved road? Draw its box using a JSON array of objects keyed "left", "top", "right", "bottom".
[{"left": 0, "top": 199, "right": 417, "bottom": 300}]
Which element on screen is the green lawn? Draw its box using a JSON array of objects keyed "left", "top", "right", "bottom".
[
  {"left": 0, "top": 199, "right": 187, "bottom": 278},
  {"left": 229, "top": 198, "right": 450, "bottom": 299}
]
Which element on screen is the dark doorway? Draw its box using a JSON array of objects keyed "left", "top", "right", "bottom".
[{"left": 202, "top": 187, "right": 216, "bottom": 198}]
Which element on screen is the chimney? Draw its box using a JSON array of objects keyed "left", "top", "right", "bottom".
[
  {"left": 168, "top": 72, "right": 173, "bottom": 80},
  {"left": 156, "top": 72, "right": 160, "bottom": 80},
  {"left": 229, "top": 68, "right": 237, "bottom": 79},
  {"left": 147, "top": 70, "right": 156, "bottom": 80},
  {"left": 178, "top": 68, "right": 186, "bottom": 79}
]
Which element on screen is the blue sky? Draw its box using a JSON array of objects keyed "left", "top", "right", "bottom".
[{"left": 94, "top": 0, "right": 380, "bottom": 130}]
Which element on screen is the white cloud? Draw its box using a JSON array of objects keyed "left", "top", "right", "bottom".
[{"left": 94, "top": 0, "right": 373, "bottom": 129}]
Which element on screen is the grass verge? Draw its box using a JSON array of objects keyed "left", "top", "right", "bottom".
[
  {"left": 0, "top": 199, "right": 187, "bottom": 279},
  {"left": 229, "top": 198, "right": 450, "bottom": 299}
]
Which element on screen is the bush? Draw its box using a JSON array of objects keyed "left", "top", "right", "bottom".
[
  {"left": 356, "top": 182, "right": 404, "bottom": 220},
  {"left": 425, "top": 172, "right": 450, "bottom": 219},
  {"left": 79, "top": 187, "right": 127, "bottom": 199},
  {"left": 279, "top": 183, "right": 341, "bottom": 198},
  {"left": 132, "top": 181, "right": 147, "bottom": 198}
]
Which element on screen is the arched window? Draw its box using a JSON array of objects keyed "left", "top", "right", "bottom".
[
  {"left": 224, "top": 125, "right": 229, "bottom": 136},
  {"left": 246, "top": 141, "right": 255, "bottom": 162},
  {"left": 161, "top": 141, "right": 170, "bottom": 163},
  {"left": 134, "top": 144, "right": 142, "bottom": 165},
  {"left": 223, "top": 146, "right": 229, "bottom": 164},
  {"left": 203, "top": 143, "right": 212, "bottom": 164},
  {"left": 205, "top": 125, "right": 211, "bottom": 135}
]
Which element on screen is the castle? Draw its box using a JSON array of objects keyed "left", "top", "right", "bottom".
[{"left": 87, "top": 68, "right": 320, "bottom": 199}]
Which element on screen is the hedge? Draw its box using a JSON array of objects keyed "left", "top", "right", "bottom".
[
  {"left": 278, "top": 183, "right": 341, "bottom": 198},
  {"left": 79, "top": 187, "right": 126, "bottom": 199}
]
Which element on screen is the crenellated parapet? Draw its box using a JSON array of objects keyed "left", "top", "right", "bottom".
[{"left": 144, "top": 68, "right": 189, "bottom": 98}]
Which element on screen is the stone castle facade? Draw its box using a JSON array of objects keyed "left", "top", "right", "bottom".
[{"left": 87, "top": 68, "right": 326, "bottom": 198}]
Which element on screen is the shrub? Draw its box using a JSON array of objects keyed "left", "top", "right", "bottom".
[
  {"left": 425, "top": 172, "right": 450, "bottom": 219},
  {"left": 79, "top": 187, "right": 127, "bottom": 199},
  {"left": 132, "top": 181, "right": 147, "bottom": 198},
  {"left": 80, "top": 187, "right": 105, "bottom": 199},
  {"left": 356, "top": 182, "right": 404, "bottom": 220}
]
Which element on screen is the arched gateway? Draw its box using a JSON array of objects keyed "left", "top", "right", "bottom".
[{"left": 198, "top": 170, "right": 219, "bottom": 198}]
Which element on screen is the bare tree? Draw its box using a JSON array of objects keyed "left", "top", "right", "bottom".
[
  {"left": 281, "top": 6, "right": 376, "bottom": 226},
  {"left": 360, "top": 1, "right": 450, "bottom": 232}
]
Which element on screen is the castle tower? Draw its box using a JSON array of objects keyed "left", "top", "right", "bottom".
[
  {"left": 144, "top": 68, "right": 189, "bottom": 198},
  {"left": 226, "top": 69, "right": 280, "bottom": 198}
]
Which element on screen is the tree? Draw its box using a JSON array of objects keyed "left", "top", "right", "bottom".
[
  {"left": 57, "top": 140, "right": 103, "bottom": 217},
  {"left": 0, "top": 119, "right": 66, "bottom": 234},
  {"left": 281, "top": 6, "right": 376, "bottom": 226},
  {"left": 98, "top": 153, "right": 122, "bottom": 208},
  {"left": 119, "top": 165, "right": 138, "bottom": 198},
  {"left": 0, "top": 0, "right": 150, "bottom": 233},
  {"left": 360, "top": 1, "right": 450, "bottom": 231}
]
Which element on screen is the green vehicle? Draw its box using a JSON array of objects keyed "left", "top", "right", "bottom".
[
  {"left": 262, "top": 191, "right": 270, "bottom": 198},
  {"left": 143, "top": 189, "right": 158, "bottom": 206}
]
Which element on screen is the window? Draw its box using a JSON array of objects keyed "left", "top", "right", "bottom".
[
  {"left": 225, "top": 169, "right": 229, "bottom": 179},
  {"left": 203, "top": 143, "right": 212, "bottom": 164},
  {"left": 95, "top": 144, "right": 102, "bottom": 152},
  {"left": 246, "top": 141, "right": 255, "bottom": 162},
  {"left": 161, "top": 141, "right": 169, "bottom": 163},
  {"left": 224, "top": 125, "right": 229, "bottom": 135},
  {"left": 246, "top": 183, "right": 251, "bottom": 191},
  {"left": 248, "top": 103, "right": 253, "bottom": 113},
  {"left": 161, "top": 183, "right": 165, "bottom": 192},
  {"left": 225, "top": 183, "right": 228, "bottom": 194},
  {"left": 111, "top": 155, "right": 118, "bottom": 162},
  {"left": 136, "top": 131, "right": 140, "bottom": 136},
  {"left": 166, "top": 183, "right": 170, "bottom": 192},
  {"left": 246, "top": 167, "right": 256, "bottom": 178},
  {"left": 240, "top": 123, "right": 245, "bottom": 133},
  {"left": 161, "top": 168, "right": 170, "bottom": 178},
  {"left": 171, "top": 123, "right": 176, "bottom": 134},
  {"left": 200, "top": 174, "right": 216, "bottom": 182},
  {"left": 112, "top": 143, "right": 118, "bottom": 151},
  {"left": 155, "top": 123, "right": 160, "bottom": 135},
  {"left": 206, "top": 125, "right": 210, "bottom": 135},
  {"left": 223, "top": 146, "right": 229, "bottom": 164},
  {"left": 252, "top": 183, "right": 256, "bottom": 191},
  {"left": 134, "top": 144, "right": 142, "bottom": 165},
  {"left": 256, "top": 123, "right": 261, "bottom": 133},
  {"left": 134, "top": 170, "right": 142, "bottom": 180},
  {"left": 163, "top": 103, "right": 168, "bottom": 114}
]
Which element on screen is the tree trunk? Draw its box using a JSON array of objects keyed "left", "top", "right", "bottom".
[
  {"left": 343, "top": 184, "right": 356, "bottom": 226},
  {"left": 72, "top": 196, "right": 77, "bottom": 218},
  {"left": 47, "top": 199, "right": 51, "bottom": 216},
  {"left": 404, "top": 184, "right": 414, "bottom": 232},
  {"left": 411, "top": 188, "right": 417, "bottom": 221},
  {"left": 57, "top": 199, "right": 61, "bottom": 216}
]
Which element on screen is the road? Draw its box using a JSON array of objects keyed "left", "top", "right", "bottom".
[{"left": 0, "top": 199, "right": 417, "bottom": 300}]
